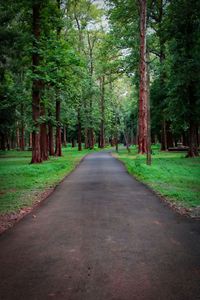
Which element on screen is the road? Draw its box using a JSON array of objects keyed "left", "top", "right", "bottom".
[{"left": 0, "top": 151, "right": 200, "bottom": 300}]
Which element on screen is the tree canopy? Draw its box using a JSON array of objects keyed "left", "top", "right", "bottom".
[{"left": 0, "top": 0, "right": 199, "bottom": 160}]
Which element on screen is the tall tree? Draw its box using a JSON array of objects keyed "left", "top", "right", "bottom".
[
  {"left": 31, "top": 1, "right": 42, "bottom": 163},
  {"left": 167, "top": 0, "right": 200, "bottom": 157},
  {"left": 138, "top": 0, "right": 148, "bottom": 154},
  {"left": 55, "top": 0, "right": 62, "bottom": 156}
]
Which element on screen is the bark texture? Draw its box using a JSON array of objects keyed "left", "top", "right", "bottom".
[
  {"left": 55, "top": 99, "right": 62, "bottom": 156},
  {"left": 31, "top": 3, "right": 42, "bottom": 163},
  {"left": 138, "top": 0, "right": 148, "bottom": 154},
  {"left": 55, "top": 0, "right": 62, "bottom": 157},
  {"left": 77, "top": 108, "right": 82, "bottom": 151},
  {"left": 40, "top": 104, "right": 48, "bottom": 161},
  {"left": 99, "top": 76, "right": 105, "bottom": 148},
  {"left": 187, "top": 122, "right": 199, "bottom": 157}
]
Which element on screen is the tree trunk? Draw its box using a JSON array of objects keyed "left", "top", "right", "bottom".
[
  {"left": 20, "top": 104, "right": 25, "bottom": 151},
  {"left": 187, "top": 122, "right": 199, "bottom": 157},
  {"left": 88, "top": 128, "right": 94, "bottom": 149},
  {"left": 11, "top": 131, "right": 15, "bottom": 149},
  {"left": 29, "top": 133, "right": 32, "bottom": 148},
  {"left": 48, "top": 123, "right": 54, "bottom": 155},
  {"left": 166, "top": 122, "right": 173, "bottom": 148},
  {"left": 124, "top": 131, "right": 131, "bottom": 153},
  {"left": 99, "top": 76, "right": 105, "bottom": 148},
  {"left": 115, "top": 117, "right": 119, "bottom": 152},
  {"left": 0, "top": 133, "right": 6, "bottom": 150},
  {"left": 71, "top": 139, "right": 75, "bottom": 148},
  {"left": 16, "top": 125, "right": 20, "bottom": 149},
  {"left": 146, "top": 50, "right": 151, "bottom": 165},
  {"left": 87, "top": 31, "right": 95, "bottom": 150},
  {"left": 182, "top": 131, "right": 189, "bottom": 146},
  {"left": 6, "top": 136, "right": 10, "bottom": 150},
  {"left": 55, "top": 99, "right": 62, "bottom": 156},
  {"left": 63, "top": 125, "right": 67, "bottom": 147},
  {"left": 31, "top": 3, "right": 42, "bottom": 163},
  {"left": 115, "top": 141, "right": 118, "bottom": 152},
  {"left": 77, "top": 108, "right": 82, "bottom": 151},
  {"left": 84, "top": 128, "right": 89, "bottom": 149},
  {"left": 138, "top": 0, "right": 148, "bottom": 154},
  {"left": 20, "top": 125, "right": 25, "bottom": 151},
  {"left": 54, "top": 0, "right": 62, "bottom": 157},
  {"left": 40, "top": 104, "right": 48, "bottom": 161},
  {"left": 161, "top": 118, "right": 167, "bottom": 150}
]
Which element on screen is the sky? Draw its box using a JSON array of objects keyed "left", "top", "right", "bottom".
[{"left": 93, "top": 0, "right": 106, "bottom": 9}]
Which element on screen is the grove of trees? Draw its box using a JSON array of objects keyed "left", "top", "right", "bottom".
[{"left": 0, "top": 0, "right": 199, "bottom": 163}]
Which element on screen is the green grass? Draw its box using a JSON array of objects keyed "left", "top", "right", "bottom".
[
  {"left": 0, "top": 147, "right": 97, "bottom": 214},
  {"left": 114, "top": 146, "right": 200, "bottom": 208}
]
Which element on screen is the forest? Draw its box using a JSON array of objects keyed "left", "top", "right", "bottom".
[
  {"left": 0, "top": 0, "right": 199, "bottom": 162},
  {"left": 0, "top": 1, "right": 200, "bottom": 298}
]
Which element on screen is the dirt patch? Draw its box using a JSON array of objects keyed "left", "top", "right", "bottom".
[{"left": 0, "top": 188, "right": 54, "bottom": 235}]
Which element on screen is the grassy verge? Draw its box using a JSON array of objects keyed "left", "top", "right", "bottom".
[
  {"left": 114, "top": 146, "right": 200, "bottom": 209},
  {"left": 0, "top": 147, "right": 96, "bottom": 214}
]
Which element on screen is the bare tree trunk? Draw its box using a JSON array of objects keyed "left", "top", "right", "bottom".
[
  {"left": 20, "top": 104, "right": 25, "bottom": 151},
  {"left": 20, "top": 125, "right": 25, "bottom": 151},
  {"left": 99, "top": 76, "right": 105, "bottom": 148},
  {"left": 72, "top": 139, "right": 76, "bottom": 148},
  {"left": 48, "top": 123, "right": 54, "bottom": 155},
  {"left": 87, "top": 31, "right": 95, "bottom": 150},
  {"left": 84, "top": 128, "right": 89, "bottom": 149},
  {"left": 115, "top": 141, "right": 119, "bottom": 152},
  {"left": 40, "top": 104, "right": 48, "bottom": 161},
  {"left": 161, "top": 118, "right": 167, "bottom": 150},
  {"left": 124, "top": 131, "right": 131, "bottom": 153},
  {"left": 77, "top": 108, "right": 82, "bottom": 151},
  {"left": 138, "top": 0, "right": 148, "bottom": 154},
  {"left": 146, "top": 54, "right": 151, "bottom": 165},
  {"left": 187, "top": 122, "right": 199, "bottom": 157},
  {"left": 54, "top": 0, "right": 62, "bottom": 157},
  {"left": 0, "top": 133, "right": 6, "bottom": 150},
  {"left": 16, "top": 123, "right": 20, "bottom": 149},
  {"left": 63, "top": 125, "right": 67, "bottom": 147},
  {"left": 55, "top": 99, "right": 62, "bottom": 156},
  {"left": 115, "top": 116, "right": 119, "bottom": 152},
  {"left": 88, "top": 128, "right": 94, "bottom": 149},
  {"left": 166, "top": 122, "right": 173, "bottom": 148},
  {"left": 29, "top": 133, "right": 32, "bottom": 148},
  {"left": 31, "top": 3, "right": 42, "bottom": 163}
]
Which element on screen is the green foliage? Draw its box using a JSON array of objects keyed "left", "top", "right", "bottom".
[{"left": 165, "top": 0, "right": 200, "bottom": 129}]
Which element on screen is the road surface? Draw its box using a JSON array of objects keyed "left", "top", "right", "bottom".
[{"left": 0, "top": 151, "right": 200, "bottom": 300}]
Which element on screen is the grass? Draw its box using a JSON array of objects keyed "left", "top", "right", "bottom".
[
  {"left": 0, "top": 146, "right": 98, "bottom": 214},
  {"left": 114, "top": 146, "right": 200, "bottom": 208}
]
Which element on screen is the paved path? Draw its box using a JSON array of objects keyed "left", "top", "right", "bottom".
[{"left": 0, "top": 152, "right": 200, "bottom": 300}]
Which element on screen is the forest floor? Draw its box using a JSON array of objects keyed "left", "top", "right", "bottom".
[
  {"left": 114, "top": 146, "right": 200, "bottom": 217},
  {"left": 0, "top": 147, "right": 100, "bottom": 233},
  {"left": 0, "top": 151, "right": 200, "bottom": 300}
]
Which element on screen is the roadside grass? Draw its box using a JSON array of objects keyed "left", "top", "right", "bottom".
[
  {"left": 0, "top": 146, "right": 97, "bottom": 214},
  {"left": 114, "top": 146, "right": 200, "bottom": 208}
]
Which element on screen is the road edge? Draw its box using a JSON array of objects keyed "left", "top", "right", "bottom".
[
  {"left": 111, "top": 152, "right": 200, "bottom": 221},
  {"left": 0, "top": 153, "right": 89, "bottom": 236}
]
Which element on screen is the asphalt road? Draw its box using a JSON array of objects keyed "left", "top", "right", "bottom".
[{"left": 0, "top": 151, "right": 200, "bottom": 300}]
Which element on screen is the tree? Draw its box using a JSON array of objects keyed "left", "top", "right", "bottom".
[
  {"left": 31, "top": 1, "right": 42, "bottom": 163},
  {"left": 138, "top": 0, "right": 148, "bottom": 154},
  {"left": 167, "top": 0, "right": 200, "bottom": 157}
]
